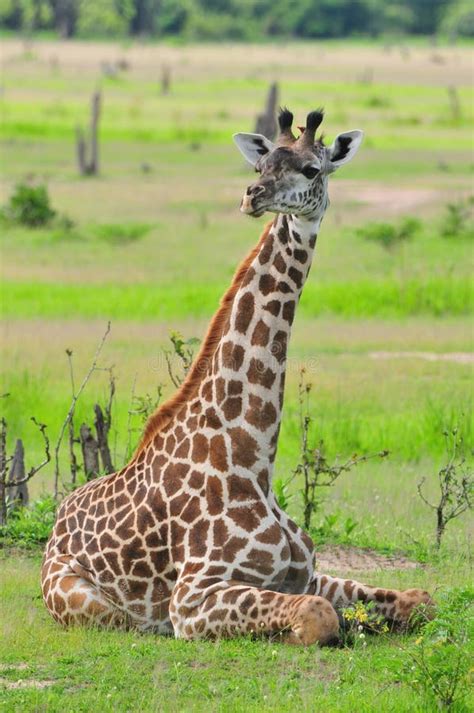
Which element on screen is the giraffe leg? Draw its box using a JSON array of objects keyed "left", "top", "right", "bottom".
[
  {"left": 312, "top": 572, "right": 434, "bottom": 626},
  {"left": 41, "top": 550, "right": 128, "bottom": 628},
  {"left": 170, "top": 572, "right": 340, "bottom": 646}
]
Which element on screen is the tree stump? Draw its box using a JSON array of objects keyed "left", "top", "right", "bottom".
[
  {"left": 80, "top": 424, "right": 99, "bottom": 480},
  {"left": 8, "top": 439, "right": 28, "bottom": 507},
  {"left": 161, "top": 65, "right": 171, "bottom": 95},
  {"left": 76, "top": 90, "right": 102, "bottom": 176},
  {"left": 94, "top": 404, "right": 114, "bottom": 474},
  {"left": 255, "top": 82, "right": 279, "bottom": 141}
]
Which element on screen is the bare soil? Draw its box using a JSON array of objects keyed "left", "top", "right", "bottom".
[{"left": 316, "top": 545, "right": 421, "bottom": 574}]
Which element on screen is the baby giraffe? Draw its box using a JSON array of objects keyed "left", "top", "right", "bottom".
[{"left": 42, "top": 108, "right": 432, "bottom": 645}]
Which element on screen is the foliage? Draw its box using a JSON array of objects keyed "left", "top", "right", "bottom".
[
  {"left": 310, "top": 512, "right": 359, "bottom": 545},
  {"left": 93, "top": 222, "right": 153, "bottom": 245},
  {"left": 164, "top": 331, "right": 200, "bottom": 388},
  {"left": 356, "top": 216, "right": 421, "bottom": 250},
  {"left": 291, "top": 369, "right": 388, "bottom": 530},
  {"left": 0, "top": 0, "right": 471, "bottom": 39},
  {"left": 1, "top": 180, "right": 56, "bottom": 227},
  {"left": 417, "top": 429, "right": 473, "bottom": 549},
  {"left": 441, "top": 0, "right": 474, "bottom": 38},
  {"left": 400, "top": 588, "right": 474, "bottom": 709},
  {"left": 77, "top": 0, "right": 133, "bottom": 38},
  {"left": 440, "top": 197, "right": 474, "bottom": 240},
  {"left": 0, "top": 494, "right": 57, "bottom": 547},
  {"left": 341, "top": 600, "right": 389, "bottom": 647}
]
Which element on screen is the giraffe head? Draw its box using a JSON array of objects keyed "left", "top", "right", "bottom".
[{"left": 234, "top": 108, "right": 363, "bottom": 219}]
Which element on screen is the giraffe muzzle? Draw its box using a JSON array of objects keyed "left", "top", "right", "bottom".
[{"left": 240, "top": 184, "right": 267, "bottom": 217}]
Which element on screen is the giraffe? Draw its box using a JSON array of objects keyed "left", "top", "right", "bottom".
[{"left": 42, "top": 108, "right": 433, "bottom": 646}]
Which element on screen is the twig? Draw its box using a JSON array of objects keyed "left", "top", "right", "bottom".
[
  {"left": 124, "top": 373, "right": 138, "bottom": 465},
  {"left": 65, "top": 349, "right": 79, "bottom": 487},
  {"left": 53, "top": 322, "right": 111, "bottom": 498},
  {"left": 6, "top": 417, "right": 50, "bottom": 487}
]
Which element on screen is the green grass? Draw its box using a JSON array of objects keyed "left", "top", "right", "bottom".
[
  {"left": 2, "top": 276, "right": 471, "bottom": 321},
  {"left": 1, "top": 38, "right": 473, "bottom": 711},
  {"left": 0, "top": 553, "right": 472, "bottom": 713}
]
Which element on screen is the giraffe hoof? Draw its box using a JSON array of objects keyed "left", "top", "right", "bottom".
[
  {"left": 395, "top": 589, "right": 435, "bottom": 627},
  {"left": 284, "top": 596, "right": 340, "bottom": 647}
]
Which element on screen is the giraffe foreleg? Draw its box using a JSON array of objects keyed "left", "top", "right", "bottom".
[
  {"left": 170, "top": 573, "right": 339, "bottom": 646},
  {"left": 312, "top": 572, "right": 434, "bottom": 627}
]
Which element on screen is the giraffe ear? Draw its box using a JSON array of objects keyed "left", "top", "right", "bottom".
[
  {"left": 327, "top": 130, "right": 364, "bottom": 172},
  {"left": 233, "top": 133, "right": 275, "bottom": 167}
]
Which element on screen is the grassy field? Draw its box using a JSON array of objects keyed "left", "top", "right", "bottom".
[{"left": 0, "top": 38, "right": 473, "bottom": 711}]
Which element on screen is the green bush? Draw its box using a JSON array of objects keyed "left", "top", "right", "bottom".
[
  {"left": 0, "top": 495, "right": 57, "bottom": 548},
  {"left": 93, "top": 222, "right": 153, "bottom": 245},
  {"left": 401, "top": 588, "right": 474, "bottom": 709},
  {"left": 2, "top": 181, "right": 56, "bottom": 227},
  {"left": 356, "top": 217, "right": 421, "bottom": 250},
  {"left": 440, "top": 198, "right": 474, "bottom": 240}
]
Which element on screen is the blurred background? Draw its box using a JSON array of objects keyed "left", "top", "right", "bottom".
[{"left": 0, "top": 1, "right": 472, "bottom": 549}]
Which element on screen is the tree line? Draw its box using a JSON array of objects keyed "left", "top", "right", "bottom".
[{"left": 1, "top": 0, "right": 473, "bottom": 40}]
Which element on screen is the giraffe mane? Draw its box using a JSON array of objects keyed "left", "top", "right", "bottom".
[{"left": 134, "top": 220, "right": 273, "bottom": 455}]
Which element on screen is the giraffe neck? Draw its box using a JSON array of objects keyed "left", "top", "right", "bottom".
[{"left": 209, "top": 211, "right": 321, "bottom": 492}]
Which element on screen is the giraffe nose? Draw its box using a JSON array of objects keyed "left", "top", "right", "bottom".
[
  {"left": 247, "top": 184, "right": 266, "bottom": 198},
  {"left": 241, "top": 183, "right": 267, "bottom": 214}
]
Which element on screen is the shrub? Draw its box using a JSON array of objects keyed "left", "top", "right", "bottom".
[
  {"left": 357, "top": 217, "right": 421, "bottom": 250},
  {"left": 401, "top": 588, "right": 474, "bottom": 709},
  {"left": 0, "top": 495, "right": 57, "bottom": 547},
  {"left": 440, "top": 197, "right": 474, "bottom": 239},
  {"left": 93, "top": 222, "right": 152, "bottom": 245},
  {"left": 2, "top": 181, "right": 56, "bottom": 227}
]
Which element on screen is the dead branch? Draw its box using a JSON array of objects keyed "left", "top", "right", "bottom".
[
  {"left": 417, "top": 430, "right": 473, "bottom": 549},
  {"left": 124, "top": 373, "right": 138, "bottom": 466},
  {"left": 66, "top": 349, "right": 79, "bottom": 487},
  {"left": 7, "top": 418, "right": 50, "bottom": 487},
  {"left": 0, "top": 417, "right": 7, "bottom": 525},
  {"left": 53, "top": 322, "right": 111, "bottom": 498}
]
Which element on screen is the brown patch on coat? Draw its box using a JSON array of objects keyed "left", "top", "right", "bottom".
[
  {"left": 229, "top": 427, "right": 258, "bottom": 468},
  {"left": 251, "top": 320, "right": 270, "bottom": 347}
]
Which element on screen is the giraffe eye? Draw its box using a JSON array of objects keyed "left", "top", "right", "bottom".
[{"left": 302, "top": 165, "right": 319, "bottom": 179}]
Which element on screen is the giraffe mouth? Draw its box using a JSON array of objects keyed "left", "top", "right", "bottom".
[{"left": 247, "top": 207, "right": 267, "bottom": 218}]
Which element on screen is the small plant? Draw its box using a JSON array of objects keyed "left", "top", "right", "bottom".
[
  {"left": 401, "top": 588, "right": 473, "bottom": 710},
  {"left": 341, "top": 600, "right": 389, "bottom": 646},
  {"left": 0, "top": 494, "right": 57, "bottom": 547},
  {"left": 417, "top": 429, "right": 472, "bottom": 549},
  {"left": 292, "top": 369, "right": 388, "bottom": 530},
  {"left": 311, "top": 512, "right": 359, "bottom": 544},
  {"left": 93, "top": 222, "right": 152, "bottom": 245},
  {"left": 364, "top": 94, "right": 391, "bottom": 108},
  {"left": 440, "top": 197, "right": 474, "bottom": 239},
  {"left": 357, "top": 216, "right": 421, "bottom": 250},
  {"left": 164, "top": 331, "right": 200, "bottom": 388},
  {"left": 124, "top": 331, "right": 200, "bottom": 460},
  {"left": 1, "top": 180, "right": 56, "bottom": 227}
]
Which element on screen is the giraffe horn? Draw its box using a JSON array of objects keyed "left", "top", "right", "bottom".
[
  {"left": 278, "top": 107, "right": 296, "bottom": 142},
  {"left": 299, "top": 109, "right": 324, "bottom": 148}
]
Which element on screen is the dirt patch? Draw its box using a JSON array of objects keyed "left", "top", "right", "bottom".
[
  {"left": 0, "top": 677, "right": 55, "bottom": 690},
  {"left": 0, "top": 663, "right": 30, "bottom": 672},
  {"left": 333, "top": 182, "right": 440, "bottom": 215},
  {"left": 316, "top": 545, "right": 420, "bottom": 573},
  {"left": 370, "top": 350, "right": 473, "bottom": 365}
]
